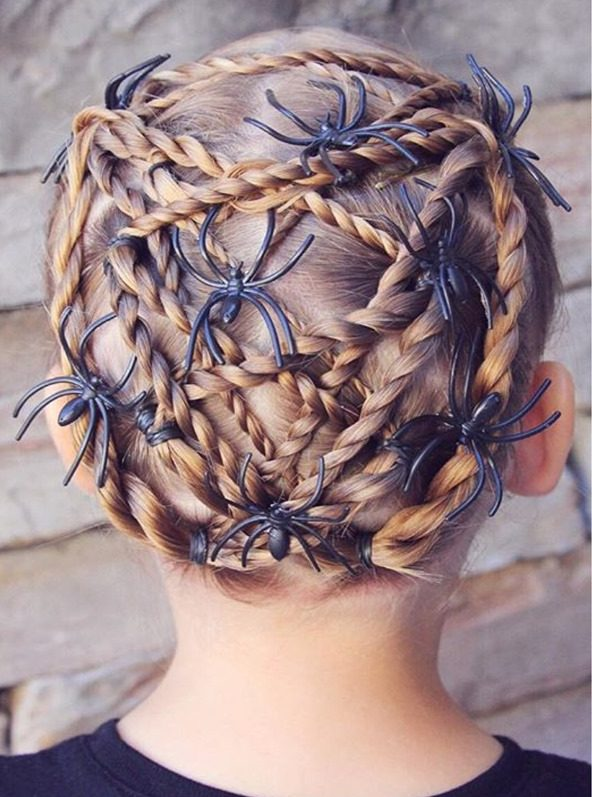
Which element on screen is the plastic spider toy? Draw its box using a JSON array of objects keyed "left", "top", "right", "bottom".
[
  {"left": 210, "top": 453, "right": 356, "bottom": 574},
  {"left": 13, "top": 307, "right": 146, "bottom": 488},
  {"left": 171, "top": 205, "right": 314, "bottom": 370},
  {"left": 467, "top": 54, "right": 571, "bottom": 212},
  {"left": 41, "top": 53, "right": 170, "bottom": 184},
  {"left": 385, "top": 178, "right": 508, "bottom": 329},
  {"left": 244, "top": 75, "right": 429, "bottom": 186},
  {"left": 386, "top": 333, "right": 561, "bottom": 520}
]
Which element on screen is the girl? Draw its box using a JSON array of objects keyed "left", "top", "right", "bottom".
[{"left": 2, "top": 27, "right": 590, "bottom": 797}]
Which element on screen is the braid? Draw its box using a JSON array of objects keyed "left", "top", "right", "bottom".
[{"left": 29, "top": 29, "right": 564, "bottom": 596}]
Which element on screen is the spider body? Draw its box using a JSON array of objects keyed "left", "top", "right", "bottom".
[
  {"left": 467, "top": 54, "right": 571, "bottom": 211},
  {"left": 41, "top": 54, "right": 170, "bottom": 184},
  {"left": 387, "top": 179, "right": 508, "bottom": 329},
  {"left": 210, "top": 454, "right": 356, "bottom": 574},
  {"left": 13, "top": 307, "right": 145, "bottom": 488},
  {"left": 244, "top": 76, "right": 429, "bottom": 185},
  {"left": 171, "top": 205, "right": 315, "bottom": 370},
  {"left": 387, "top": 334, "right": 561, "bottom": 520}
]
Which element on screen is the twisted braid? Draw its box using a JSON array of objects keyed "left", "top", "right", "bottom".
[{"left": 39, "top": 29, "right": 562, "bottom": 597}]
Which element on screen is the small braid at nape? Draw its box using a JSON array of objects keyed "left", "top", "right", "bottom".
[{"left": 18, "top": 27, "right": 566, "bottom": 600}]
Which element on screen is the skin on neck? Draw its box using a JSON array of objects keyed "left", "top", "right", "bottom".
[
  {"left": 45, "top": 360, "right": 574, "bottom": 797},
  {"left": 117, "top": 542, "right": 505, "bottom": 797}
]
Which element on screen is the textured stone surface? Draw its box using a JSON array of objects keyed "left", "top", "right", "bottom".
[
  {"left": 440, "top": 546, "right": 591, "bottom": 714},
  {"left": 0, "top": 445, "right": 105, "bottom": 548},
  {"left": 546, "top": 286, "right": 591, "bottom": 411},
  {"left": 0, "top": 174, "right": 45, "bottom": 308},
  {"left": 0, "top": 1, "right": 589, "bottom": 173},
  {"left": 465, "top": 468, "right": 586, "bottom": 575},
  {"left": 0, "top": 530, "right": 174, "bottom": 686},
  {"left": 9, "top": 654, "right": 167, "bottom": 754},
  {"left": 477, "top": 682, "right": 591, "bottom": 764}
]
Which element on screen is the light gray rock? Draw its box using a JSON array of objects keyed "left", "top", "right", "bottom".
[
  {"left": 465, "top": 467, "right": 586, "bottom": 575},
  {"left": 440, "top": 546, "right": 591, "bottom": 714},
  {"left": 9, "top": 653, "right": 167, "bottom": 754},
  {"left": 0, "top": 530, "right": 175, "bottom": 686},
  {"left": 379, "top": 0, "right": 590, "bottom": 102},
  {"left": 0, "top": 174, "right": 45, "bottom": 308},
  {"left": 546, "top": 286, "right": 591, "bottom": 411},
  {"left": 0, "top": 445, "right": 105, "bottom": 548},
  {"left": 477, "top": 682, "right": 591, "bottom": 763}
]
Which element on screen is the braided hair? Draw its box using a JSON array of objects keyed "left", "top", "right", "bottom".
[{"left": 24, "top": 28, "right": 564, "bottom": 602}]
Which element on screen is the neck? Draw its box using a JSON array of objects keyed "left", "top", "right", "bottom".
[{"left": 117, "top": 563, "right": 502, "bottom": 797}]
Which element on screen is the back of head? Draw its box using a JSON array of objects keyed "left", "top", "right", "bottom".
[{"left": 32, "top": 27, "right": 563, "bottom": 603}]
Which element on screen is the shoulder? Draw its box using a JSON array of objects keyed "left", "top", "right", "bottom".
[
  {"left": 0, "top": 731, "right": 115, "bottom": 797},
  {"left": 518, "top": 744, "right": 591, "bottom": 795}
]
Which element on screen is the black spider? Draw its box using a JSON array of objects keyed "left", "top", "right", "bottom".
[
  {"left": 467, "top": 54, "right": 571, "bottom": 212},
  {"left": 41, "top": 53, "right": 170, "bottom": 184},
  {"left": 385, "top": 178, "right": 508, "bottom": 329},
  {"left": 386, "top": 333, "right": 561, "bottom": 520},
  {"left": 210, "top": 453, "right": 356, "bottom": 574},
  {"left": 244, "top": 75, "right": 429, "bottom": 186},
  {"left": 171, "top": 206, "right": 314, "bottom": 370},
  {"left": 13, "top": 307, "right": 145, "bottom": 488}
]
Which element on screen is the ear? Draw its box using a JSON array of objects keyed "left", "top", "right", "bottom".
[
  {"left": 506, "top": 361, "right": 575, "bottom": 497},
  {"left": 43, "top": 366, "right": 96, "bottom": 496}
]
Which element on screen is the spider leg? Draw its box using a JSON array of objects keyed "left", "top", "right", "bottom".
[
  {"left": 355, "top": 121, "right": 429, "bottom": 137},
  {"left": 295, "top": 456, "right": 326, "bottom": 513},
  {"left": 118, "top": 390, "right": 148, "bottom": 412},
  {"left": 317, "top": 143, "right": 346, "bottom": 183},
  {"left": 62, "top": 401, "right": 98, "bottom": 486},
  {"left": 250, "top": 234, "right": 315, "bottom": 287},
  {"left": 459, "top": 261, "right": 508, "bottom": 326},
  {"left": 467, "top": 55, "right": 494, "bottom": 127},
  {"left": 404, "top": 434, "right": 452, "bottom": 491},
  {"left": 299, "top": 143, "right": 320, "bottom": 177},
  {"left": 13, "top": 376, "right": 80, "bottom": 418},
  {"left": 262, "top": 89, "right": 318, "bottom": 135},
  {"left": 202, "top": 309, "right": 226, "bottom": 365},
  {"left": 210, "top": 517, "right": 258, "bottom": 561},
  {"left": 445, "top": 439, "right": 487, "bottom": 521},
  {"left": 237, "top": 452, "right": 254, "bottom": 504},
  {"left": 308, "top": 80, "right": 348, "bottom": 130},
  {"left": 440, "top": 195, "right": 458, "bottom": 249},
  {"left": 15, "top": 389, "right": 79, "bottom": 441},
  {"left": 243, "top": 115, "right": 313, "bottom": 145},
  {"left": 291, "top": 520, "right": 356, "bottom": 575},
  {"left": 94, "top": 399, "right": 112, "bottom": 488},
  {"left": 171, "top": 225, "right": 220, "bottom": 287},
  {"left": 287, "top": 527, "right": 322, "bottom": 572},
  {"left": 57, "top": 307, "right": 87, "bottom": 379},
  {"left": 400, "top": 184, "right": 432, "bottom": 250},
  {"left": 78, "top": 311, "right": 118, "bottom": 367},
  {"left": 360, "top": 130, "right": 420, "bottom": 166},
  {"left": 510, "top": 151, "right": 571, "bottom": 211},
  {"left": 184, "top": 293, "right": 224, "bottom": 372},
  {"left": 104, "top": 54, "right": 170, "bottom": 109},
  {"left": 41, "top": 137, "right": 71, "bottom": 184},
  {"left": 198, "top": 205, "right": 231, "bottom": 282},
  {"left": 480, "top": 66, "right": 515, "bottom": 135},
  {"left": 104, "top": 355, "right": 137, "bottom": 397},
  {"left": 487, "top": 379, "right": 552, "bottom": 430},
  {"left": 435, "top": 262, "right": 455, "bottom": 323},
  {"left": 240, "top": 293, "right": 287, "bottom": 367},
  {"left": 482, "top": 446, "right": 504, "bottom": 516},
  {"left": 481, "top": 411, "right": 561, "bottom": 443},
  {"left": 382, "top": 217, "right": 423, "bottom": 259},
  {"left": 246, "top": 209, "right": 276, "bottom": 282},
  {"left": 448, "top": 337, "right": 464, "bottom": 419},
  {"left": 241, "top": 526, "right": 268, "bottom": 567},
  {"left": 513, "top": 146, "right": 540, "bottom": 161},
  {"left": 345, "top": 75, "right": 367, "bottom": 130},
  {"left": 507, "top": 85, "right": 533, "bottom": 139},
  {"left": 462, "top": 334, "right": 481, "bottom": 419}
]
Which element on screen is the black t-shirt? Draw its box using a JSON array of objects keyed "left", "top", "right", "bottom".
[{"left": 0, "top": 718, "right": 589, "bottom": 796}]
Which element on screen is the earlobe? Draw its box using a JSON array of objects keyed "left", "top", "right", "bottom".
[
  {"left": 43, "top": 366, "right": 97, "bottom": 496},
  {"left": 506, "top": 361, "right": 575, "bottom": 497}
]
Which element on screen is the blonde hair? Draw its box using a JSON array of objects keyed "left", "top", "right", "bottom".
[{"left": 42, "top": 27, "right": 561, "bottom": 602}]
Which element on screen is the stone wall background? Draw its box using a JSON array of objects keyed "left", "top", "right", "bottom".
[{"left": 0, "top": 0, "right": 590, "bottom": 763}]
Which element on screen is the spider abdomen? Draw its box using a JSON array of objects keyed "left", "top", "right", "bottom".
[
  {"left": 221, "top": 295, "right": 241, "bottom": 325},
  {"left": 268, "top": 526, "right": 291, "bottom": 561},
  {"left": 58, "top": 396, "right": 88, "bottom": 426}
]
